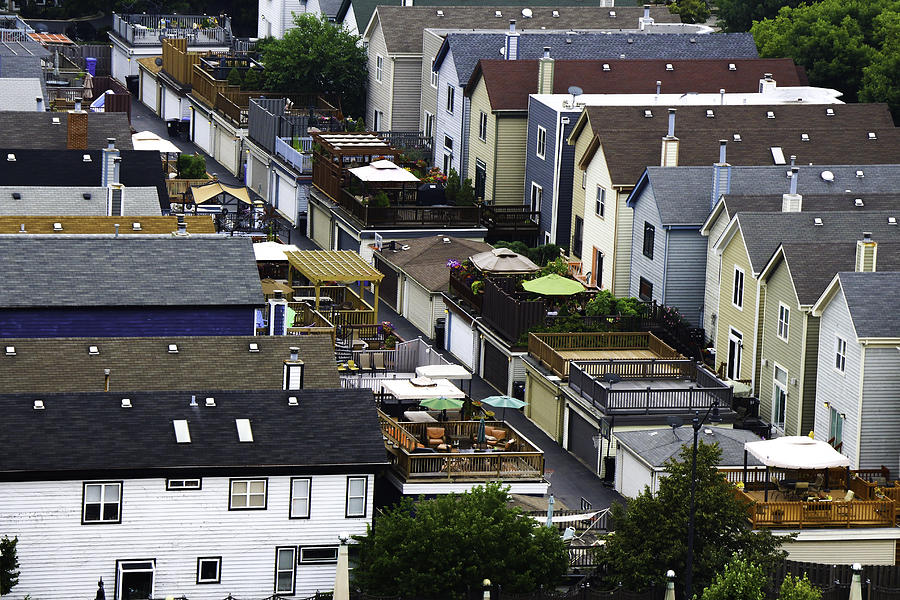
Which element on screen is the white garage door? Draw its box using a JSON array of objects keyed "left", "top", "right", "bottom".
[
  {"left": 216, "top": 133, "right": 237, "bottom": 175},
  {"left": 310, "top": 203, "right": 331, "bottom": 250},
  {"left": 193, "top": 114, "right": 211, "bottom": 155},
  {"left": 448, "top": 310, "right": 475, "bottom": 369},
  {"left": 140, "top": 71, "right": 158, "bottom": 113},
  {"left": 404, "top": 278, "right": 433, "bottom": 338},
  {"left": 162, "top": 87, "right": 181, "bottom": 121},
  {"left": 249, "top": 155, "right": 268, "bottom": 198},
  {"left": 277, "top": 173, "right": 297, "bottom": 224}
]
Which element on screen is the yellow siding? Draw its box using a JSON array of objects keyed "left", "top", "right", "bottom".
[
  {"left": 466, "top": 77, "right": 495, "bottom": 202},
  {"left": 782, "top": 539, "right": 896, "bottom": 566},
  {"left": 715, "top": 231, "right": 757, "bottom": 383},
  {"left": 493, "top": 116, "right": 528, "bottom": 205},
  {"left": 525, "top": 366, "right": 563, "bottom": 442}
]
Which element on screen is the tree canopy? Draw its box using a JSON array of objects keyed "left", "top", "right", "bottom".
[
  {"left": 258, "top": 13, "right": 367, "bottom": 119},
  {"left": 715, "top": 0, "right": 811, "bottom": 32},
  {"left": 595, "top": 441, "right": 787, "bottom": 595},
  {"left": 669, "top": 0, "right": 710, "bottom": 25},
  {"left": 352, "top": 484, "right": 568, "bottom": 599},
  {"left": 751, "top": 0, "right": 900, "bottom": 120},
  {"left": 0, "top": 536, "right": 19, "bottom": 596}
]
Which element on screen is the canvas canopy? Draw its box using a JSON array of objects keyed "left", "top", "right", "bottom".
[
  {"left": 470, "top": 247, "right": 539, "bottom": 274},
  {"left": 253, "top": 242, "right": 300, "bottom": 262},
  {"left": 744, "top": 436, "right": 851, "bottom": 469},
  {"left": 414, "top": 365, "right": 472, "bottom": 380},
  {"left": 378, "top": 378, "right": 465, "bottom": 400},
  {"left": 348, "top": 160, "right": 420, "bottom": 183},
  {"left": 190, "top": 182, "right": 252, "bottom": 205},
  {"left": 132, "top": 130, "right": 182, "bottom": 154}
]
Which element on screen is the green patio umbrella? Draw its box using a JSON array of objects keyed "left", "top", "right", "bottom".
[
  {"left": 521, "top": 273, "right": 585, "bottom": 296},
  {"left": 481, "top": 395, "right": 527, "bottom": 420},
  {"left": 420, "top": 397, "right": 465, "bottom": 410},
  {"left": 476, "top": 417, "right": 487, "bottom": 446}
]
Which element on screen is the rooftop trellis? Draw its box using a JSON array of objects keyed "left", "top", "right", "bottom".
[
  {"left": 286, "top": 250, "right": 384, "bottom": 320},
  {"left": 312, "top": 132, "right": 399, "bottom": 157}
]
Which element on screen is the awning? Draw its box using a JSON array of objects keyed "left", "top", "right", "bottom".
[
  {"left": 132, "top": 130, "right": 182, "bottom": 154},
  {"left": 253, "top": 242, "right": 301, "bottom": 262},
  {"left": 414, "top": 365, "right": 472, "bottom": 380},
  {"left": 190, "top": 182, "right": 253, "bottom": 205},
  {"left": 378, "top": 378, "right": 465, "bottom": 400},
  {"left": 348, "top": 160, "right": 420, "bottom": 183},
  {"left": 744, "top": 436, "right": 851, "bottom": 469}
]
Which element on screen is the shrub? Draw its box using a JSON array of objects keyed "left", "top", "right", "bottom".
[
  {"left": 226, "top": 67, "right": 243, "bottom": 86},
  {"left": 177, "top": 153, "right": 207, "bottom": 179},
  {"left": 371, "top": 191, "right": 390, "bottom": 208}
]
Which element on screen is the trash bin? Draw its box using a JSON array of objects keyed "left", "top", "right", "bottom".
[
  {"left": 125, "top": 75, "right": 139, "bottom": 97},
  {"left": 434, "top": 317, "right": 446, "bottom": 350},
  {"left": 85, "top": 57, "right": 97, "bottom": 76},
  {"left": 512, "top": 381, "right": 525, "bottom": 401},
  {"left": 603, "top": 456, "right": 615, "bottom": 482},
  {"left": 166, "top": 119, "right": 180, "bottom": 138}
]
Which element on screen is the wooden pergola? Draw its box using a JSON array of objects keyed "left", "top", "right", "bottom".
[{"left": 285, "top": 250, "right": 384, "bottom": 321}]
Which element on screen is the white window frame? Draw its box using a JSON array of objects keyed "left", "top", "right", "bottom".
[
  {"left": 346, "top": 476, "right": 367, "bottom": 517},
  {"left": 83, "top": 482, "right": 122, "bottom": 524},
  {"left": 478, "top": 111, "right": 487, "bottom": 142},
  {"left": 166, "top": 478, "right": 201, "bottom": 490},
  {"left": 300, "top": 547, "right": 339, "bottom": 564},
  {"left": 197, "top": 557, "right": 221, "bottom": 584},
  {"left": 274, "top": 547, "right": 297, "bottom": 595},
  {"left": 536, "top": 126, "right": 546, "bottom": 159},
  {"left": 375, "top": 55, "right": 383, "bottom": 83},
  {"left": 423, "top": 111, "right": 434, "bottom": 139},
  {"left": 732, "top": 266, "right": 745, "bottom": 310},
  {"left": 829, "top": 406, "right": 844, "bottom": 450},
  {"left": 430, "top": 64, "right": 438, "bottom": 88},
  {"left": 530, "top": 182, "right": 542, "bottom": 214},
  {"left": 229, "top": 479, "right": 267, "bottom": 510},
  {"left": 373, "top": 110, "right": 383, "bottom": 132},
  {"left": 289, "top": 477, "right": 311, "bottom": 519},
  {"left": 834, "top": 336, "right": 847, "bottom": 373},
  {"left": 595, "top": 186, "right": 606, "bottom": 218},
  {"left": 581, "top": 170, "right": 586, "bottom": 189},
  {"left": 446, "top": 84, "right": 455, "bottom": 114},
  {"left": 773, "top": 364, "right": 788, "bottom": 430},
  {"left": 777, "top": 303, "right": 790, "bottom": 342}
]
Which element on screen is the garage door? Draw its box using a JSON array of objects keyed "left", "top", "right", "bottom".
[
  {"left": 140, "top": 71, "right": 158, "bottom": 113},
  {"left": 193, "top": 114, "right": 211, "bottom": 155},
  {"left": 162, "top": 87, "right": 181, "bottom": 121},
  {"left": 447, "top": 310, "right": 474, "bottom": 368},
  {"left": 482, "top": 340, "right": 509, "bottom": 394},
  {"left": 277, "top": 174, "right": 297, "bottom": 224},
  {"left": 567, "top": 407, "right": 600, "bottom": 473},
  {"left": 374, "top": 256, "right": 399, "bottom": 311},
  {"left": 527, "top": 372, "right": 560, "bottom": 438},
  {"left": 216, "top": 133, "right": 236, "bottom": 174},
  {"left": 249, "top": 155, "right": 267, "bottom": 198},
  {"left": 404, "top": 278, "right": 433, "bottom": 338},
  {"left": 310, "top": 203, "right": 331, "bottom": 249}
]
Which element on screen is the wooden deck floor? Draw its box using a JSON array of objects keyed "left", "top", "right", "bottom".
[{"left": 555, "top": 349, "right": 660, "bottom": 360}]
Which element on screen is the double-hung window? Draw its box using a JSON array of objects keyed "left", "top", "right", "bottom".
[
  {"left": 595, "top": 186, "right": 605, "bottom": 218},
  {"left": 638, "top": 277, "right": 653, "bottom": 302},
  {"left": 536, "top": 126, "right": 546, "bottom": 159},
  {"left": 230, "top": 479, "right": 266, "bottom": 510},
  {"left": 777, "top": 303, "right": 790, "bottom": 341},
  {"left": 834, "top": 337, "right": 847, "bottom": 373},
  {"left": 83, "top": 482, "right": 122, "bottom": 524},
  {"left": 290, "top": 478, "right": 311, "bottom": 519},
  {"left": 346, "top": 477, "right": 367, "bottom": 517},
  {"left": 530, "top": 182, "right": 542, "bottom": 214},
  {"left": 642, "top": 222, "right": 655, "bottom": 259},
  {"left": 446, "top": 85, "right": 455, "bottom": 114},
  {"left": 732, "top": 267, "right": 744, "bottom": 309},
  {"left": 274, "top": 547, "right": 296, "bottom": 594},
  {"left": 375, "top": 55, "right": 383, "bottom": 83},
  {"left": 478, "top": 111, "right": 487, "bottom": 142},
  {"left": 430, "top": 64, "right": 438, "bottom": 88}
]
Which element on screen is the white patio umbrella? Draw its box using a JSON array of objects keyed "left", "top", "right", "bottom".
[{"left": 470, "top": 247, "right": 540, "bottom": 274}]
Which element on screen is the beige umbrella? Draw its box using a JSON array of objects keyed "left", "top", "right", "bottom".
[
  {"left": 82, "top": 72, "right": 93, "bottom": 101},
  {"left": 470, "top": 247, "right": 539, "bottom": 274}
]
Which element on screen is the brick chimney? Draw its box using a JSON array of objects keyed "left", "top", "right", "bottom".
[
  {"left": 67, "top": 110, "right": 89, "bottom": 150},
  {"left": 660, "top": 108, "right": 679, "bottom": 167},
  {"left": 855, "top": 232, "right": 877, "bottom": 272}
]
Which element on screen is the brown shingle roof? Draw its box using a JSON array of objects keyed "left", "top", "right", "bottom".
[
  {"left": 374, "top": 5, "right": 679, "bottom": 55},
  {"left": 137, "top": 55, "right": 163, "bottom": 75},
  {"left": 578, "top": 103, "right": 900, "bottom": 185},
  {"left": 472, "top": 58, "right": 807, "bottom": 111},
  {"left": 0, "top": 335, "right": 339, "bottom": 394},
  {"left": 375, "top": 236, "right": 493, "bottom": 292},
  {"left": 0, "top": 215, "right": 216, "bottom": 235}
]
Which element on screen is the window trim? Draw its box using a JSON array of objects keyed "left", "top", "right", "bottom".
[
  {"left": 772, "top": 363, "right": 788, "bottom": 430},
  {"left": 530, "top": 182, "right": 542, "bottom": 214},
  {"left": 345, "top": 476, "right": 368, "bottom": 518},
  {"left": 166, "top": 478, "right": 201, "bottom": 491},
  {"left": 777, "top": 302, "right": 790, "bottom": 342},
  {"left": 581, "top": 170, "right": 586, "bottom": 190},
  {"left": 536, "top": 126, "right": 546, "bottom": 159},
  {"left": 430, "top": 64, "right": 438, "bottom": 88},
  {"left": 446, "top": 84, "right": 455, "bottom": 114},
  {"left": 572, "top": 216, "right": 583, "bottom": 259},
  {"left": 732, "top": 266, "right": 745, "bottom": 310},
  {"left": 423, "top": 111, "right": 434, "bottom": 139},
  {"left": 829, "top": 406, "right": 844, "bottom": 449},
  {"left": 642, "top": 222, "right": 655, "bottom": 260},
  {"left": 595, "top": 186, "right": 606, "bottom": 218},
  {"left": 375, "top": 55, "right": 383, "bottom": 83},
  {"left": 82, "top": 481, "right": 122, "bottom": 525},
  {"left": 478, "top": 111, "right": 487, "bottom": 142},
  {"left": 274, "top": 546, "right": 297, "bottom": 595},
  {"left": 289, "top": 477, "right": 311, "bottom": 520},
  {"left": 228, "top": 478, "right": 268, "bottom": 511},
  {"left": 638, "top": 277, "right": 653, "bottom": 302},
  {"left": 834, "top": 336, "right": 847, "bottom": 374},
  {"left": 299, "top": 546, "right": 340, "bottom": 564},
  {"left": 197, "top": 556, "right": 222, "bottom": 585},
  {"left": 116, "top": 559, "right": 155, "bottom": 600}
]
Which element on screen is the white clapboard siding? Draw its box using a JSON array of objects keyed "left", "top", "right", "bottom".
[{"left": 0, "top": 473, "right": 373, "bottom": 600}]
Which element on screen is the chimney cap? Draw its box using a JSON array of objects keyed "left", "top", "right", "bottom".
[{"left": 862, "top": 231, "right": 873, "bottom": 240}]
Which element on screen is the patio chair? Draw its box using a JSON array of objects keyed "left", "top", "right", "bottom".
[
  {"left": 426, "top": 427, "right": 447, "bottom": 449},
  {"left": 841, "top": 490, "right": 855, "bottom": 503},
  {"left": 346, "top": 360, "right": 360, "bottom": 373},
  {"left": 775, "top": 479, "right": 792, "bottom": 500},
  {"left": 358, "top": 353, "right": 373, "bottom": 373},
  {"left": 372, "top": 353, "right": 387, "bottom": 373},
  {"left": 486, "top": 427, "right": 508, "bottom": 447},
  {"left": 809, "top": 473, "right": 825, "bottom": 493}
]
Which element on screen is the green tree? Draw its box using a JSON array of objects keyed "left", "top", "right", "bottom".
[
  {"left": 176, "top": 153, "right": 207, "bottom": 179},
  {"left": 778, "top": 573, "right": 822, "bottom": 600},
  {"left": 699, "top": 555, "right": 766, "bottom": 600},
  {"left": 352, "top": 484, "right": 568, "bottom": 598},
  {"left": 715, "top": 0, "right": 810, "bottom": 32},
  {"left": 669, "top": 0, "right": 710, "bottom": 24},
  {"left": 241, "top": 67, "right": 263, "bottom": 91},
  {"left": 458, "top": 178, "right": 476, "bottom": 206},
  {"left": 0, "top": 536, "right": 19, "bottom": 596},
  {"left": 596, "top": 441, "right": 788, "bottom": 594},
  {"left": 859, "top": 9, "right": 900, "bottom": 122},
  {"left": 259, "top": 13, "right": 368, "bottom": 118},
  {"left": 445, "top": 168, "right": 461, "bottom": 204},
  {"left": 225, "top": 67, "right": 243, "bottom": 87}
]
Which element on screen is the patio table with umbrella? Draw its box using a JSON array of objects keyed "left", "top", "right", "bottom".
[
  {"left": 522, "top": 273, "right": 586, "bottom": 296},
  {"left": 480, "top": 395, "right": 527, "bottom": 420},
  {"left": 420, "top": 396, "right": 464, "bottom": 421}
]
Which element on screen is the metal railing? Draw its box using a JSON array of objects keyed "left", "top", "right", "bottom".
[
  {"left": 112, "top": 13, "right": 231, "bottom": 46},
  {"left": 274, "top": 137, "right": 313, "bottom": 173}
]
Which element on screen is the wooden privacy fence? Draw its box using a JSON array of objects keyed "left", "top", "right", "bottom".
[{"left": 482, "top": 278, "right": 547, "bottom": 344}]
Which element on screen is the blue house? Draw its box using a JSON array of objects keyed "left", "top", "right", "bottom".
[{"left": 0, "top": 237, "right": 263, "bottom": 337}]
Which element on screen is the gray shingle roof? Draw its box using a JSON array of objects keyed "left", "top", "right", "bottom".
[
  {"left": 374, "top": 5, "right": 684, "bottom": 54},
  {"left": 838, "top": 271, "right": 900, "bottom": 339},
  {"left": 0, "top": 186, "right": 161, "bottom": 216},
  {"left": 0, "top": 335, "right": 340, "bottom": 393},
  {"left": 614, "top": 426, "right": 763, "bottom": 468},
  {"left": 734, "top": 211, "right": 900, "bottom": 274},
  {"left": 0, "top": 237, "right": 263, "bottom": 307},
  {"left": 376, "top": 236, "right": 492, "bottom": 292},
  {"left": 0, "top": 388, "right": 386, "bottom": 476},
  {"left": 0, "top": 112, "right": 134, "bottom": 150},
  {"left": 780, "top": 242, "right": 900, "bottom": 306},
  {"left": 0, "top": 78, "right": 44, "bottom": 111}
]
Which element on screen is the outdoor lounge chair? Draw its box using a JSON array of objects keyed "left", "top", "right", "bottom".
[
  {"left": 372, "top": 353, "right": 387, "bottom": 373},
  {"left": 346, "top": 360, "right": 360, "bottom": 373},
  {"left": 809, "top": 473, "right": 825, "bottom": 493},
  {"left": 357, "top": 353, "right": 372, "bottom": 372},
  {"left": 842, "top": 490, "right": 855, "bottom": 502},
  {"left": 426, "top": 427, "right": 447, "bottom": 449}
]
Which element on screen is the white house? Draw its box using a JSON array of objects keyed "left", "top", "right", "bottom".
[{"left": 0, "top": 388, "right": 387, "bottom": 600}]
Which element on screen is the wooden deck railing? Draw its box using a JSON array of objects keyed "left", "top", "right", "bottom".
[
  {"left": 290, "top": 286, "right": 376, "bottom": 327},
  {"left": 165, "top": 177, "right": 212, "bottom": 201},
  {"left": 528, "top": 331, "right": 681, "bottom": 378},
  {"left": 737, "top": 488, "right": 896, "bottom": 529}
]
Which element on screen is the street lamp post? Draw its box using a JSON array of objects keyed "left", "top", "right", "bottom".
[{"left": 683, "top": 401, "right": 721, "bottom": 600}]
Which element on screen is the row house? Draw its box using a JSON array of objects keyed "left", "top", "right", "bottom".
[{"left": 569, "top": 102, "right": 897, "bottom": 297}]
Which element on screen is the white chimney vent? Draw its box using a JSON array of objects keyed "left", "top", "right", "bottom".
[
  {"left": 602, "top": 63, "right": 610, "bottom": 71},
  {"left": 732, "top": 133, "right": 742, "bottom": 142},
  {"left": 665, "top": 63, "right": 674, "bottom": 71},
  {"left": 53, "top": 222, "right": 63, "bottom": 231},
  {"left": 436, "top": 9, "right": 443, "bottom": 16},
  {"left": 121, "top": 398, "right": 132, "bottom": 408},
  {"left": 288, "top": 396, "right": 299, "bottom": 406},
  {"left": 5, "top": 345, "right": 16, "bottom": 356},
  {"left": 249, "top": 342, "right": 259, "bottom": 352},
  {"left": 801, "top": 133, "right": 810, "bottom": 142},
  {"left": 88, "top": 345, "right": 99, "bottom": 355},
  {"left": 855, "top": 198, "right": 864, "bottom": 207},
  {"left": 826, "top": 108, "right": 835, "bottom": 116},
  {"left": 643, "top": 109, "right": 652, "bottom": 118},
  {"left": 767, "top": 111, "right": 775, "bottom": 119},
  {"left": 856, "top": 170, "right": 864, "bottom": 178},
  {"left": 83, "top": 154, "right": 91, "bottom": 162},
  {"left": 7, "top": 153, "right": 15, "bottom": 161},
  {"left": 889, "top": 217, "right": 898, "bottom": 226},
  {"left": 814, "top": 217, "right": 823, "bottom": 226},
  {"left": 168, "top": 344, "right": 178, "bottom": 353},
  {"left": 521, "top": 8, "right": 532, "bottom": 17},
  {"left": 552, "top": 10, "right": 559, "bottom": 17},
  {"left": 706, "top": 109, "right": 714, "bottom": 118},
  {"left": 33, "top": 400, "right": 45, "bottom": 410},
  {"left": 868, "top": 132, "right": 877, "bottom": 140},
  {"left": 495, "top": 10, "right": 501, "bottom": 17},
  {"left": 205, "top": 397, "right": 216, "bottom": 407},
  {"left": 132, "top": 222, "right": 142, "bottom": 231},
  {"left": 609, "top": 10, "right": 616, "bottom": 17},
  {"left": 728, "top": 63, "right": 736, "bottom": 71},
  {"left": 52, "top": 117, "right": 60, "bottom": 125}
]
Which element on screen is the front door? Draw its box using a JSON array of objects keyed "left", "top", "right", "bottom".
[
  {"left": 727, "top": 328, "right": 742, "bottom": 380},
  {"left": 118, "top": 561, "right": 155, "bottom": 600},
  {"left": 592, "top": 247, "right": 603, "bottom": 289}
]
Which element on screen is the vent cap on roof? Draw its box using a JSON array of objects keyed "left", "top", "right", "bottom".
[
  {"left": 88, "top": 345, "right": 99, "bottom": 355},
  {"left": 121, "top": 398, "right": 132, "bottom": 408},
  {"left": 5, "top": 345, "right": 15, "bottom": 356},
  {"left": 173, "top": 419, "right": 191, "bottom": 443},
  {"left": 889, "top": 217, "right": 898, "bottom": 226},
  {"left": 83, "top": 192, "right": 91, "bottom": 200},
  {"left": 706, "top": 109, "right": 714, "bottom": 118},
  {"left": 436, "top": 9, "right": 443, "bottom": 16},
  {"left": 12, "top": 192, "right": 21, "bottom": 200},
  {"left": 821, "top": 170, "right": 835, "bottom": 182},
  {"left": 602, "top": 63, "right": 610, "bottom": 71},
  {"left": 826, "top": 108, "right": 835, "bottom": 116},
  {"left": 205, "top": 397, "right": 216, "bottom": 407},
  {"left": 665, "top": 63, "right": 673, "bottom": 71},
  {"left": 552, "top": 10, "right": 559, "bottom": 17},
  {"left": 83, "top": 154, "right": 91, "bottom": 162},
  {"left": 495, "top": 10, "right": 501, "bottom": 17},
  {"left": 168, "top": 344, "right": 178, "bottom": 353},
  {"left": 868, "top": 132, "right": 877, "bottom": 140},
  {"left": 855, "top": 198, "right": 864, "bottom": 207},
  {"left": 52, "top": 117, "right": 60, "bottom": 124},
  {"left": 728, "top": 63, "right": 736, "bottom": 71},
  {"left": 236, "top": 419, "right": 253, "bottom": 442},
  {"left": 643, "top": 109, "right": 652, "bottom": 118},
  {"left": 856, "top": 170, "right": 864, "bottom": 178},
  {"left": 609, "top": 10, "right": 615, "bottom": 17},
  {"left": 288, "top": 396, "right": 299, "bottom": 406},
  {"left": 7, "top": 153, "right": 15, "bottom": 162},
  {"left": 132, "top": 222, "right": 141, "bottom": 231},
  {"left": 249, "top": 342, "right": 259, "bottom": 352},
  {"left": 732, "top": 133, "right": 742, "bottom": 142},
  {"left": 766, "top": 111, "right": 775, "bottom": 119},
  {"left": 53, "top": 222, "right": 63, "bottom": 231},
  {"left": 814, "top": 217, "right": 823, "bottom": 226},
  {"left": 33, "top": 400, "right": 45, "bottom": 410},
  {"left": 522, "top": 8, "right": 532, "bottom": 17}
]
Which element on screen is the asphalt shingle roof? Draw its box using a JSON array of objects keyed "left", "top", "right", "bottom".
[
  {"left": 0, "top": 78, "right": 44, "bottom": 111},
  {"left": 838, "top": 272, "right": 900, "bottom": 339},
  {"left": 376, "top": 236, "right": 492, "bottom": 292},
  {"left": 0, "top": 186, "right": 162, "bottom": 216},
  {"left": 0, "top": 336, "right": 340, "bottom": 394},
  {"left": 0, "top": 215, "right": 216, "bottom": 234},
  {"left": 614, "top": 426, "right": 763, "bottom": 468},
  {"left": 0, "top": 112, "right": 134, "bottom": 150},
  {"left": 581, "top": 104, "right": 900, "bottom": 185},
  {"left": 0, "top": 388, "right": 386, "bottom": 477},
  {"left": 0, "top": 237, "right": 263, "bottom": 307},
  {"left": 374, "top": 5, "right": 682, "bottom": 54}
]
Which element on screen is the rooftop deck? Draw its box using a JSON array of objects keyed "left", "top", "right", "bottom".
[
  {"left": 112, "top": 13, "right": 231, "bottom": 46},
  {"left": 529, "top": 331, "right": 682, "bottom": 378}
]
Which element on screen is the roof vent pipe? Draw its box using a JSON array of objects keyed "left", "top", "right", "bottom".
[
  {"left": 36, "top": 97, "right": 43, "bottom": 111},
  {"left": 75, "top": 97, "right": 82, "bottom": 111},
  {"left": 789, "top": 166, "right": 799, "bottom": 195},
  {"left": 509, "top": 19, "right": 515, "bottom": 32},
  {"left": 290, "top": 346, "right": 300, "bottom": 361},
  {"left": 720, "top": 88, "right": 725, "bottom": 105},
  {"left": 789, "top": 155, "right": 796, "bottom": 167},
  {"left": 107, "top": 137, "right": 115, "bottom": 149},
  {"left": 643, "top": 3, "right": 650, "bottom": 19},
  {"left": 656, "top": 80, "right": 661, "bottom": 95},
  {"left": 666, "top": 108, "right": 676, "bottom": 137}
]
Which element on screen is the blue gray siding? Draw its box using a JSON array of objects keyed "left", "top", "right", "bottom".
[
  {"left": 0, "top": 306, "right": 256, "bottom": 337},
  {"left": 555, "top": 114, "right": 578, "bottom": 251},
  {"left": 629, "top": 183, "right": 665, "bottom": 304},
  {"left": 859, "top": 347, "right": 900, "bottom": 470},
  {"left": 663, "top": 228, "right": 707, "bottom": 326},
  {"left": 525, "top": 97, "right": 557, "bottom": 241},
  {"left": 433, "top": 55, "right": 463, "bottom": 173}
]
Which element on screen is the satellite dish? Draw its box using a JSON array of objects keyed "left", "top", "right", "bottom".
[
  {"left": 522, "top": 7, "right": 533, "bottom": 17},
  {"left": 568, "top": 86, "right": 583, "bottom": 97},
  {"left": 666, "top": 415, "right": 684, "bottom": 429},
  {"left": 155, "top": 57, "right": 163, "bottom": 67}
]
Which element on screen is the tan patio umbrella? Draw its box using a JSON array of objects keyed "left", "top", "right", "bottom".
[{"left": 470, "top": 247, "right": 539, "bottom": 274}]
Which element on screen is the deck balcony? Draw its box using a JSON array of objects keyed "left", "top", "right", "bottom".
[
  {"left": 529, "top": 331, "right": 682, "bottom": 378},
  {"left": 379, "top": 411, "right": 545, "bottom": 483},
  {"left": 274, "top": 137, "right": 313, "bottom": 174},
  {"left": 112, "top": 13, "right": 231, "bottom": 46},
  {"left": 290, "top": 285, "right": 376, "bottom": 327}
]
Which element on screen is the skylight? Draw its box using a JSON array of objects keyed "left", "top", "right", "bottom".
[
  {"left": 173, "top": 419, "right": 191, "bottom": 443},
  {"left": 236, "top": 419, "right": 254, "bottom": 442},
  {"left": 770, "top": 147, "right": 786, "bottom": 165}
]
